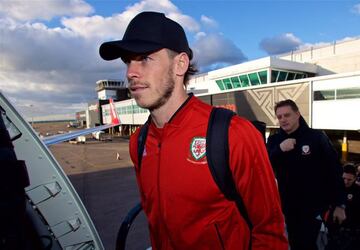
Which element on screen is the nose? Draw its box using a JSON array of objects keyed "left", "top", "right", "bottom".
[{"left": 126, "top": 61, "right": 140, "bottom": 80}]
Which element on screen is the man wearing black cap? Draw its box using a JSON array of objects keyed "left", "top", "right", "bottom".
[{"left": 100, "top": 11, "right": 288, "bottom": 250}]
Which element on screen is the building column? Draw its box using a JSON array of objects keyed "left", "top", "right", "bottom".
[{"left": 341, "top": 131, "right": 348, "bottom": 162}]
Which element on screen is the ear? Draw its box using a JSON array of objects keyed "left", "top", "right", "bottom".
[{"left": 173, "top": 52, "right": 189, "bottom": 76}]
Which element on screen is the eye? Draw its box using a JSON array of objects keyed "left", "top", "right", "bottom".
[{"left": 140, "top": 55, "right": 152, "bottom": 62}]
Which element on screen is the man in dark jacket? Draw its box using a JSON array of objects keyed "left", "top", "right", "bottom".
[
  {"left": 326, "top": 163, "right": 360, "bottom": 250},
  {"left": 267, "top": 99, "right": 346, "bottom": 250}
]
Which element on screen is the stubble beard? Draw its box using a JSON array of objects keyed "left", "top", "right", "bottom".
[{"left": 129, "top": 69, "right": 175, "bottom": 111}]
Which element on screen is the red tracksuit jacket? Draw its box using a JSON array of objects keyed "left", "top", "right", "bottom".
[{"left": 129, "top": 96, "right": 288, "bottom": 250}]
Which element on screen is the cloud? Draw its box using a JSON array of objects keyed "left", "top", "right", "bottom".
[
  {"left": 0, "top": 0, "right": 243, "bottom": 117},
  {"left": 200, "top": 15, "right": 218, "bottom": 29},
  {"left": 0, "top": 15, "right": 123, "bottom": 117},
  {"left": 0, "top": 0, "right": 93, "bottom": 21},
  {"left": 192, "top": 33, "right": 247, "bottom": 72},
  {"left": 259, "top": 33, "right": 302, "bottom": 55},
  {"left": 351, "top": 3, "right": 360, "bottom": 14}
]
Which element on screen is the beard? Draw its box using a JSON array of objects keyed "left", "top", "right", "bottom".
[{"left": 128, "top": 69, "right": 175, "bottom": 111}]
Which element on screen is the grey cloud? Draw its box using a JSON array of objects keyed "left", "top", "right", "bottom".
[
  {"left": 259, "top": 33, "right": 302, "bottom": 55},
  {"left": 192, "top": 33, "right": 247, "bottom": 72},
  {"left": 0, "top": 0, "right": 93, "bottom": 21},
  {"left": 0, "top": 0, "right": 243, "bottom": 117},
  {"left": 0, "top": 20, "right": 104, "bottom": 72}
]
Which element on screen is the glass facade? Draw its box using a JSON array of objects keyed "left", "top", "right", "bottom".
[
  {"left": 271, "top": 70, "right": 308, "bottom": 83},
  {"left": 314, "top": 87, "right": 360, "bottom": 101},
  {"left": 117, "top": 105, "right": 147, "bottom": 115},
  {"left": 104, "top": 104, "right": 147, "bottom": 116},
  {"left": 313, "top": 90, "right": 335, "bottom": 100},
  {"left": 215, "top": 70, "right": 267, "bottom": 91},
  {"left": 214, "top": 69, "right": 310, "bottom": 91}
]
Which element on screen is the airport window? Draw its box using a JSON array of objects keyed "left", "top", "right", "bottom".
[
  {"left": 216, "top": 80, "right": 225, "bottom": 90},
  {"left": 239, "top": 75, "right": 250, "bottom": 87},
  {"left": 271, "top": 70, "right": 279, "bottom": 82},
  {"left": 287, "top": 72, "right": 296, "bottom": 81},
  {"left": 258, "top": 70, "right": 267, "bottom": 84},
  {"left": 314, "top": 90, "right": 335, "bottom": 101},
  {"left": 277, "top": 71, "right": 288, "bottom": 82},
  {"left": 248, "top": 73, "right": 260, "bottom": 85},
  {"left": 337, "top": 88, "right": 360, "bottom": 99},
  {"left": 126, "top": 106, "right": 132, "bottom": 114},
  {"left": 295, "top": 73, "right": 305, "bottom": 79},
  {"left": 231, "top": 76, "right": 241, "bottom": 88},
  {"left": 223, "top": 78, "right": 233, "bottom": 89}
]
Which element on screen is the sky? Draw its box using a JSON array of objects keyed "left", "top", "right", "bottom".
[{"left": 0, "top": 0, "right": 360, "bottom": 118}]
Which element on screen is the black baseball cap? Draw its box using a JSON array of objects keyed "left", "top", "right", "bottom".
[{"left": 99, "top": 11, "right": 193, "bottom": 61}]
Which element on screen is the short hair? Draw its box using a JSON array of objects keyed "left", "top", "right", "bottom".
[
  {"left": 343, "top": 163, "right": 357, "bottom": 176},
  {"left": 184, "top": 63, "right": 198, "bottom": 85},
  {"left": 274, "top": 99, "right": 299, "bottom": 113}
]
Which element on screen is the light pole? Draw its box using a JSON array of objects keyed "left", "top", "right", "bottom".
[{"left": 29, "top": 104, "right": 34, "bottom": 128}]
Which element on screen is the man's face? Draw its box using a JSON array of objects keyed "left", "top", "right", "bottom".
[
  {"left": 275, "top": 105, "right": 300, "bottom": 134},
  {"left": 343, "top": 172, "right": 356, "bottom": 188},
  {"left": 125, "top": 49, "right": 176, "bottom": 111}
]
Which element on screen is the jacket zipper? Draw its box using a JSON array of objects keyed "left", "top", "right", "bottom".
[{"left": 214, "top": 223, "right": 225, "bottom": 250}]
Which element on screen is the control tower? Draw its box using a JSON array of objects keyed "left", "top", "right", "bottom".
[{"left": 95, "top": 79, "right": 130, "bottom": 101}]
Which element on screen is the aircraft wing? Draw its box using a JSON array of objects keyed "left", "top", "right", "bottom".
[
  {"left": 43, "top": 123, "right": 117, "bottom": 146},
  {"left": 43, "top": 97, "right": 119, "bottom": 146}
]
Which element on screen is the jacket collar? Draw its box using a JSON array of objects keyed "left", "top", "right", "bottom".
[
  {"left": 148, "top": 93, "right": 197, "bottom": 128},
  {"left": 167, "top": 93, "right": 194, "bottom": 125}
]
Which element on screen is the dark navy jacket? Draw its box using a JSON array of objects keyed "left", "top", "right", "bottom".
[
  {"left": 267, "top": 117, "right": 346, "bottom": 217},
  {"left": 343, "top": 183, "right": 360, "bottom": 229}
]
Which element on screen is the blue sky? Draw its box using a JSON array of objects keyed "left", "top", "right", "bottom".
[{"left": 0, "top": 0, "right": 359, "bottom": 117}]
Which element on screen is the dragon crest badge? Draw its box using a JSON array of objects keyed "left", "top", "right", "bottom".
[{"left": 190, "top": 137, "right": 206, "bottom": 160}]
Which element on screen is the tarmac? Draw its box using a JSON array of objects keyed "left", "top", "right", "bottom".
[{"left": 34, "top": 122, "right": 150, "bottom": 249}]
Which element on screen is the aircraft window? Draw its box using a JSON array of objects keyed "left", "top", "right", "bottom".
[{"left": 0, "top": 107, "right": 22, "bottom": 141}]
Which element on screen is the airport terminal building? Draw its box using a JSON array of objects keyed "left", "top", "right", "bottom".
[{"left": 99, "top": 37, "right": 360, "bottom": 160}]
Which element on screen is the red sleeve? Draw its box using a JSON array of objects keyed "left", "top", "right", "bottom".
[
  {"left": 228, "top": 116, "right": 288, "bottom": 250},
  {"left": 129, "top": 129, "right": 139, "bottom": 168}
]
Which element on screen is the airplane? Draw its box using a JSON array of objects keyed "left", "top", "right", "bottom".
[
  {"left": 0, "top": 92, "right": 120, "bottom": 249},
  {"left": 43, "top": 98, "right": 119, "bottom": 146}
]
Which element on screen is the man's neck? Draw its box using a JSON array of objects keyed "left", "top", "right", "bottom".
[{"left": 151, "top": 90, "right": 188, "bottom": 128}]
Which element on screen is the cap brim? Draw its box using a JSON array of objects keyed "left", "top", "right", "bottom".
[{"left": 99, "top": 40, "right": 163, "bottom": 61}]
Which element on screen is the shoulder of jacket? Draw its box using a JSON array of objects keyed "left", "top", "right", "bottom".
[{"left": 129, "top": 127, "right": 141, "bottom": 148}]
